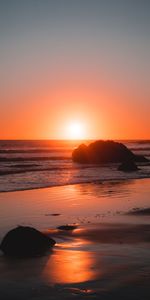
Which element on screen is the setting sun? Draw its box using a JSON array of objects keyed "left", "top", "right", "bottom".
[{"left": 66, "top": 121, "right": 85, "bottom": 139}]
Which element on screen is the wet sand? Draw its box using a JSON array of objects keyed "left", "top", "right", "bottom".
[{"left": 0, "top": 178, "right": 150, "bottom": 299}]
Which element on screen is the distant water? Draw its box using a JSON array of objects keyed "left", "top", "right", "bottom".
[{"left": 0, "top": 140, "right": 149, "bottom": 192}]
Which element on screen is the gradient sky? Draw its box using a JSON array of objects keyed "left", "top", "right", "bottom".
[{"left": 0, "top": 0, "right": 150, "bottom": 139}]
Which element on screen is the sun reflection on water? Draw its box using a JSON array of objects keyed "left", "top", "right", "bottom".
[{"left": 42, "top": 245, "right": 100, "bottom": 284}]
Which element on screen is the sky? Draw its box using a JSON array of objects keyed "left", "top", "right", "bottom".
[{"left": 0, "top": 0, "right": 150, "bottom": 139}]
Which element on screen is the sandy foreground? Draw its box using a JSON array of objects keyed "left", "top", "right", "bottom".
[{"left": 0, "top": 178, "right": 150, "bottom": 299}]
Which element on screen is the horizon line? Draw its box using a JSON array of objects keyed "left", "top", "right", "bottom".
[{"left": 0, "top": 138, "right": 150, "bottom": 141}]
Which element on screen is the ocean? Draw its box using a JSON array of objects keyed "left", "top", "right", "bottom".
[{"left": 0, "top": 140, "right": 150, "bottom": 192}]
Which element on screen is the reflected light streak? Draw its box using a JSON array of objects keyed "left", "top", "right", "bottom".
[{"left": 42, "top": 247, "right": 100, "bottom": 284}]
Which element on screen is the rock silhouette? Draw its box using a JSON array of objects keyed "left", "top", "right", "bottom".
[
  {"left": 118, "top": 160, "right": 139, "bottom": 172},
  {"left": 57, "top": 225, "right": 77, "bottom": 231},
  {"left": 72, "top": 140, "right": 148, "bottom": 164},
  {"left": 0, "top": 226, "right": 56, "bottom": 257}
]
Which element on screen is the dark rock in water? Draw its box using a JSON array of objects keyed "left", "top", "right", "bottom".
[
  {"left": 134, "top": 155, "right": 148, "bottom": 162},
  {"left": 72, "top": 144, "right": 89, "bottom": 163},
  {"left": 72, "top": 140, "right": 148, "bottom": 164},
  {"left": 118, "top": 160, "right": 138, "bottom": 172},
  {"left": 57, "top": 225, "right": 77, "bottom": 231},
  {"left": 0, "top": 226, "right": 56, "bottom": 257}
]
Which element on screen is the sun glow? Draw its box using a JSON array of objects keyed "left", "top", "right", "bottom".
[{"left": 66, "top": 121, "right": 85, "bottom": 139}]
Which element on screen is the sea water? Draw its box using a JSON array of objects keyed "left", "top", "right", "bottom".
[{"left": 0, "top": 140, "right": 149, "bottom": 192}]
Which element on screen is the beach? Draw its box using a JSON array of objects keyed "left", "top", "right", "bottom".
[
  {"left": 0, "top": 178, "right": 150, "bottom": 299},
  {"left": 1, "top": 0, "right": 150, "bottom": 298}
]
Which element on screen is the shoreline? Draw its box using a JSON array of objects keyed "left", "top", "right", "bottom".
[
  {"left": 0, "top": 177, "right": 150, "bottom": 238},
  {"left": 0, "top": 175, "right": 150, "bottom": 194},
  {"left": 0, "top": 177, "right": 150, "bottom": 299}
]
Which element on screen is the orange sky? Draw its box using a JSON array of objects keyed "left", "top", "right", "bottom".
[
  {"left": 1, "top": 79, "right": 149, "bottom": 140},
  {"left": 0, "top": 1, "right": 150, "bottom": 140}
]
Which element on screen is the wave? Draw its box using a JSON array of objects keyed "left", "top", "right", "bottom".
[
  {"left": 0, "top": 156, "right": 69, "bottom": 162},
  {"left": 130, "top": 147, "right": 150, "bottom": 151},
  {"left": 136, "top": 140, "right": 150, "bottom": 144},
  {"left": 1, "top": 174, "right": 150, "bottom": 193},
  {"left": 0, "top": 163, "right": 115, "bottom": 176},
  {"left": 0, "top": 147, "right": 150, "bottom": 154},
  {"left": 0, "top": 167, "right": 62, "bottom": 176},
  {"left": 0, "top": 163, "right": 149, "bottom": 177},
  {"left": 0, "top": 148, "right": 71, "bottom": 154}
]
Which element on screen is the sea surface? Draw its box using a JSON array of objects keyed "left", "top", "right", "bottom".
[{"left": 0, "top": 140, "right": 150, "bottom": 192}]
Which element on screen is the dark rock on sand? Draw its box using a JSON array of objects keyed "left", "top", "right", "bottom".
[
  {"left": 57, "top": 225, "right": 77, "bottom": 231},
  {"left": 72, "top": 140, "right": 148, "bottom": 164},
  {"left": 0, "top": 226, "right": 56, "bottom": 257},
  {"left": 127, "top": 207, "right": 150, "bottom": 216},
  {"left": 118, "top": 160, "right": 138, "bottom": 172},
  {"left": 45, "top": 213, "right": 61, "bottom": 216}
]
